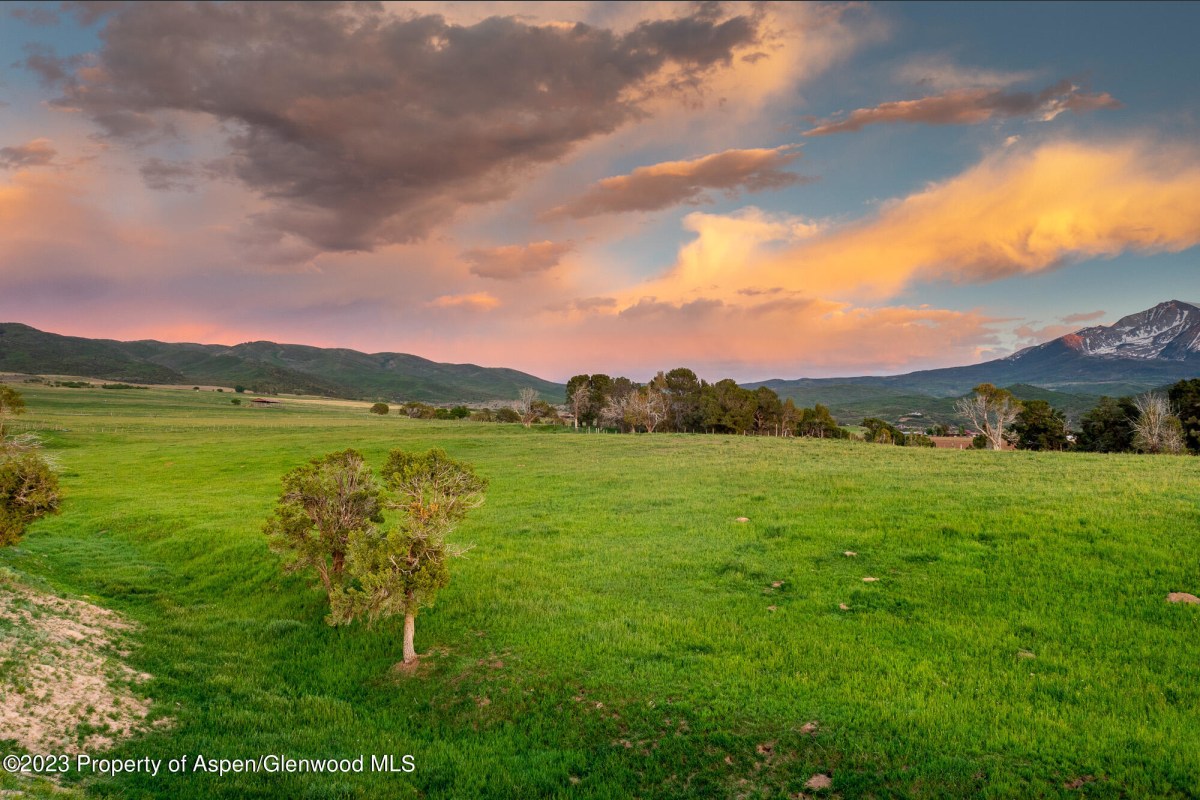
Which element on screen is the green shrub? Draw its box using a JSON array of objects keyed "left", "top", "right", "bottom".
[{"left": 0, "top": 451, "right": 62, "bottom": 547}]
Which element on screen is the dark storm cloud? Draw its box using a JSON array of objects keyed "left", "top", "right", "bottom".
[
  {"left": 547, "top": 146, "right": 808, "bottom": 218},
  {"left": 39, "top": 2, "right": 761, "bottom": 253},
  {"left": 805, "top": 79, "right": 1120, "bottom": 136}
]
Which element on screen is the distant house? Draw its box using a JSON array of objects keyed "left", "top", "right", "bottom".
[{"left": 251, "top": 398, "right": 282, "bottom": 407}]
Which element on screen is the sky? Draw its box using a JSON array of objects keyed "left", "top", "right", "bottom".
[{"left": 1, "top": 1, "right": 1199, "bottom": 383}]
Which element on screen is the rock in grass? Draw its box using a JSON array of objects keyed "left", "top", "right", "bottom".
[
  {"left": 735, "top": 517, "right": 749, "bottom": 523},
  {"left": 1167, "top": 592, "right": 1200, "bottom": 604},
  {"left": 862, "top": 576, "right": 878, "bottom": 583},
  {"left": 843, "top": 551, "right": 857, "bottom": 557}
]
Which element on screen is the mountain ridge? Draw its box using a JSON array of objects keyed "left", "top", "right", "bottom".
[
  {"left": 3, "top": 300, "right": 1198, "bottom": 408},
  {"left": 0, "top": 323, "right": 564, "bottom": 403},
  {"left": 746, "top": 300, "right": 1200, "bottom": 401}
]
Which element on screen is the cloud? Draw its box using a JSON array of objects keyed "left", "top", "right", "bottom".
[
  {"left": 1013, "top": 322, "right": 1076, "bottom": 348},
  {"left": 0, "top": 139, "right": 57, "bottom": 169},
  {"left": 637, "top": 138, "right": 1200, "bottom": 303},
  {"left": 1012, "top": 309, "right": 1106, "bottom": 350},
  {"left": 522, "top": 295, "right": 1002, "bottom": 380},
  {"left": 7, "top": 6, "right": 60, "bottom": 25},
  {"left": 464, "top": 240, "right": 572, "bottom": 280},
  {"left": 139, "top": 158, "right": 195, "bottom": 191},
  {"left": 547, "top": 145, "right": 808, "bottom": 218},
  {"left": 894, "top": 56, "right": 1037, "bottom": 91},
  {"left": 40, "top": 2, "right": 763, "bottom": 254},
  {"left": 426, "top": 292, "right": 501, "bottom": 311},
  {"left": 805, "top": 79, "right": 1120, "bottom": 136},
  {"left": 570, "top": 296, "right": 618, "bottom": 312},
  {"left": 629, "top": 206, "right": 822, "bottom": 301},
  {"left": 19, "top": 44, "right": 83, "bottom": 86},
  {"left": 1061, "top": 310, "right": 1106, "bottom": 325}
]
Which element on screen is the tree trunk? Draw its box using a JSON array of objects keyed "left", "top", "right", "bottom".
[
  {"left": 332, "top": 550, "right": 345, "bottom": 574},
  {"left": 402, "top": 611, "right": 417, "bottom": 664}
]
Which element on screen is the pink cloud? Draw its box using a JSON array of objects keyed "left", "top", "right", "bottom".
[
  {"left": 1061, "top": 310, "right": 1106, "bottom": 324},
  {"left": 0, "top": 139, "right": 57, "bottom": 169},
  {"left": 464, "top": 241, "right": 572, "bottom": 280},
  {"left": 805, "top": 80, "right": 1120, "bottom": 136},
  {"left": 547, "top": 146, "right": 809, "bottom": 218},
  {"left": 426, "top": 292, "right": 501, "bottom": 311}
]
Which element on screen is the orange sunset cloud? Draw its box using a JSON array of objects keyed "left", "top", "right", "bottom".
[{"left": 629, "top": 137, "right": 1200, "bottom": 305}]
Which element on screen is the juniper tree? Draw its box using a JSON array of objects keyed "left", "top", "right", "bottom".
[
  {"left": 0, "top": 451, "right": 61, "bottom": 547},
  {"left": 263, "top": 449, "right": 385, "bottom": 601},
  {"left": 0, "top": 386, "right": 26, "bottom": 440},
  {"left": 1011, "top": 399, "right": 1069, "bottom": 451},
  {"left": 332, "top": 448, "right": 486, "bottom": 664}
]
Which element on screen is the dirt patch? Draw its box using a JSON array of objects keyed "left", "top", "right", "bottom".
[
  {"left": 1166, "top": 592, "right": 1200, "bottom": 604},
  {"left": 390, "top": 657, "right": 425, "bottom": 677},
  {"left": 0, "top": 575, "right": 155, "bottom": 753},
  {"left": 804, "top": 773, "right": 832, "bottom": 790}
]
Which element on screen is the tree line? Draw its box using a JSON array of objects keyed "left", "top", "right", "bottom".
[
  {"left": 565, "top": 369, "right": 841, "bottom": 436},
  {"left": 956, "top": 380, "right": 1200, "bottom": 454},
  {"left": 562, "top": 369, "right": 942, "bottom": 443}
]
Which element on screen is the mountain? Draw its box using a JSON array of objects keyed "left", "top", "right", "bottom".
[
  {"left": 1011, "top": 300, "right": 1200, "bottom": 362},
  {"left": 749, "top": 301, "right": 1200, "bottom": 410},
  {"left": 0, "top": 323, "right": 564, "bottom": 403}
]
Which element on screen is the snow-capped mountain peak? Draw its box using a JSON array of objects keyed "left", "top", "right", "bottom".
[{"left": 1010, "top": 300, "right": 1200, "bottom": 362}]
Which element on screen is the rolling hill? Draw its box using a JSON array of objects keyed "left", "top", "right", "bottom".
[
  {"left": 0, "top": 323, "right": 564, "bottom": 403},
  {"left": 3, "top": 300, "right": 1197, "bottom": 416}
]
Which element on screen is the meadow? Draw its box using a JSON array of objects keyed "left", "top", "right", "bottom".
[{"left": 2, "top": 384, "right": 1198, "bottom": 799}]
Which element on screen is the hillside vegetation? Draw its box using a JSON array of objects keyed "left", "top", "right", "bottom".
[
  {"left": 0, "top": 323, "right": 563, "bottom": 403},
  {"left": 1, "top": 384, "right": 1198, "bottom": 798}
]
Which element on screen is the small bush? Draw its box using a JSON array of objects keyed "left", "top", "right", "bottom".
[
  {"left": 0, "top": 451, "right": 62, "bottom": 547},
  {"left": 370, "top": 403, "right": 390, "bottom": 416},
  {"left": 231, "top": 398, "right": 242, "bottom": 406},
  {"left": 495, "top": 408, "right": 521, "bottom": 424}
]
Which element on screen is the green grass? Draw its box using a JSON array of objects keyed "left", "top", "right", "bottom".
[{"left": 2, "top": 385, "right": 1199, "bottom": 799}]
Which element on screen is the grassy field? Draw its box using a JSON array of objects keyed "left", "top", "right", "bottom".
[{"left": 2, "top": 384, "right": 1199, "bottom": 799}]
